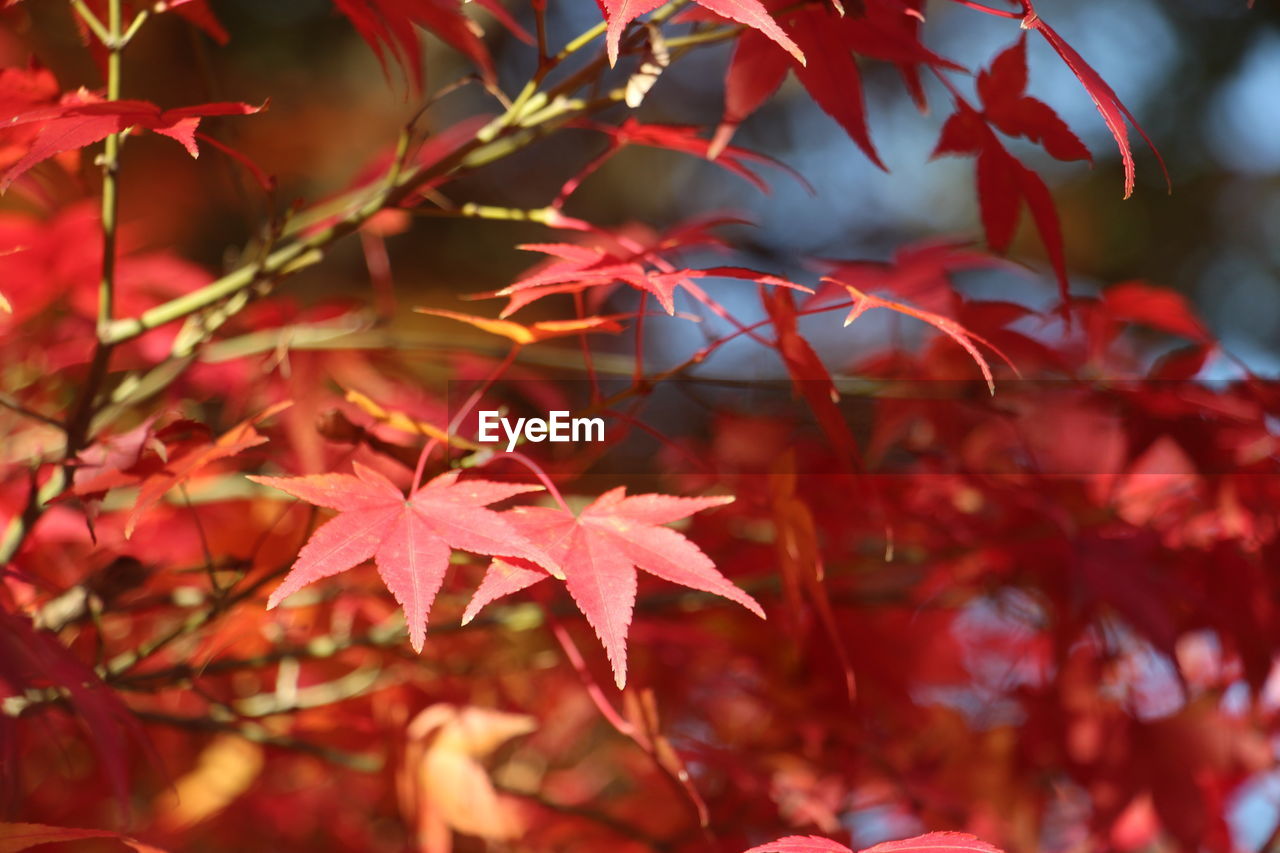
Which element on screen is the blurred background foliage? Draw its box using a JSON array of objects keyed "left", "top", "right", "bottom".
[{"left": 3, "top": 0, "right": 1277, "bottom": 375}]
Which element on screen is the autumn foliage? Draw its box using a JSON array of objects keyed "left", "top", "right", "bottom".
[{"left": 0, "top": 0, "right": 1277, "bottom": 852}]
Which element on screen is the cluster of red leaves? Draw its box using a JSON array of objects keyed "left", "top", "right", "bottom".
[
  {"left": 0, "top": 1, "right": 1276, "bottom": 852},
  {"left": 332, "top": 0, "right": 532, "bottom": 88},
  {"left": 1, "top": 96, "right": 262, "bottom": 192}
]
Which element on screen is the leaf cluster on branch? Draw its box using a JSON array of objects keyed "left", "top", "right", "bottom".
[{"left": 0, "top": 0, "right": 1275, "bottom": 850}]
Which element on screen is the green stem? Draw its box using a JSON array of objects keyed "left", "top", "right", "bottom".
[
  {"left": 3, "top": 0, "right": 710, "bottom": 564},
  {"left": 410, "top": 203, "right": 560, "bottom": 223},
  {"left": 69, "top": 0, "right": 110, "bottom": 44},
  {"left": 119, "top": 9, "right": 149, "bottom": 46},
  {"left": 559, "top": 19, "right": 608, "bottom": 58},
  {"left": 101, "top": 89, "right": 618, "bottom": 348},
  {"left": 99, "top": 0, "right": 122, "bottom": 335},
  {"left": 0, "top": 0, "right": 131, "bottom": 567},
  {"left": 662, "top": 25, "right": 741, "bottom": 50}
]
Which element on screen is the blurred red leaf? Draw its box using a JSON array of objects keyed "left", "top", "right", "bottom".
[
  {"left": 0, "top": 822, "right": 167, "bottom": 852},
  {"left": 71, "top": 402, "right": 291, "bottom": 538},
  {"left": 1102, "top": 281, "right": 1212, "bottom": 343},
  {"left": 161, "top": 0, "right": 229, "bottom": 45},
  {"left": 763, "top": 287, "right": 863, "bottom": 473},
  {"left": 0, "top": 612, "right": 151, "bottom": 819},
  {"left": 1, "top": 95, "right": 262, "bottom": 191}
]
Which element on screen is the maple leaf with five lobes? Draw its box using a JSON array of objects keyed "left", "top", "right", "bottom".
[
  {"left": 462, "top": 488, "right": 764, "bottom": 688},
  {"left": 932, "top": 102, "right": 1069, "bottom": 307},
  {"left": 248, "top": 464, "right": 561, "bottom": 653},
  {"left": 976, "top": 36, "right": 1090, "bottom": 164}
]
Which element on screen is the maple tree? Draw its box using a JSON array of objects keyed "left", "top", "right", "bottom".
[{"left": 0, "top": 0, "right": 1277, "bottom": 851}]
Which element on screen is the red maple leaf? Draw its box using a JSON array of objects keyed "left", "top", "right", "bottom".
[
  {"left": 1021, "top": 4, "right": 1169, "bottom": 198},
  {"left": 492, "top": 219, "right": 809, "bottom": 317},
  {"left": 762, "top": 288, "right": 863, "bottom": 474},
  {"left": 597, "top": 0, "right": 803, "bottom": 68},
  {"left": 975, "top": 36, "right": 1089, "bottom": 163},
  {"left": 0, "top": 610, "right": 151, "bottom": 817},
  {"left": 933, "top": 101, "right": 1068, "bottom": 307},
  {"left": 577, "top": 118, "right": 811, "bottom": 195},
  {"left": 463, "top": 488, "right": 764, "bottom": 688},
  {"left": 332, "top": 0, "right": 532, "bottom": 89},
  {"left": 248, "top": 464, "right": 559, "bottom": 652},
  {"left": 163, "top": 0, "right": 230, "bottom": 45},
  {"left": 860, "top": 834, "right": 1006, "bottom": 853},
  {"left": 1, "top": 94, "right": 262, "bottom": 191},
  {"left": 0, "top": 65, "right": 61, "bottom": 171},
  {"left": 71, "top": 403, "right": 290, "bottom": 538},
  {"left": 817, "top": 239, "right": 1020, "bottom": 316},
  {"left": 833, "top": 279, "right": 1004, "bottom": 394},
  {"left": 1099, "top": 281, "right": 1213, "bottom": 344},
  {"left": 742, "top": 838, "right": 852, "bottom": 853},
  {"left": 712, "top": 3, "right": 962, "bottom": 161}
]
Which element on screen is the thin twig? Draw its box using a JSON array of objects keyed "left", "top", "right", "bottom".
[
  {"left": 132, "top": 710, "right": 382, "bottom": 771},
  {"left": 0, "top": 392, "right": 63, "bottom": 430}
]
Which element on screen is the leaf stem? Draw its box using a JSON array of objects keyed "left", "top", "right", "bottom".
[
  {"left": 132, "top": 710, "right": 382, "bottom": 771},
  {"left": 99, "top": 1, "right": 698, "bottom": 351},
  {"left": 945, "top": 0, "right": 1022, "bottom": 18},
  {"left": 547, "top": 614, "right": 636, "bottom": 735},
  {"left": 413, "top": 345, "right": 520, "bottom": 489},
  {"left": 533, "top": 0, "right": 550, "bottom": 67},
  {"left": 0, "top": 393, "right": 64, "bottom": 430},
  {"left": 501, "top": 451, "right": 571, "bottom": 513}
]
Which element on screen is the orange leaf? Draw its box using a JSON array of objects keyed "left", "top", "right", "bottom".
[
  {"left": 400, "top": 705, "right": 536, "bottom": 849},
  {"left": 125, "top": 401, "right": 291, "bottom": 537},
  {"left": 416, "top": 307, "right": 625, "bottom": 344},
  {"left": 343, "top": 388, "right": 479, "bottom": 450}
]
